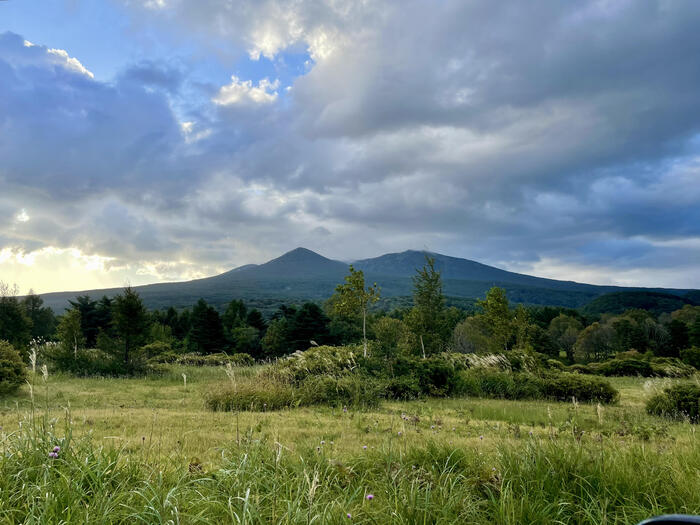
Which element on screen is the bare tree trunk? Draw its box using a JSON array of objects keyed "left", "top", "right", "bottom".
[{"left": 420, "top": 335, "right": 426, "bottom": 359}]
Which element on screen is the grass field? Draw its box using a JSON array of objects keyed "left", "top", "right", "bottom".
[{"left": 1, "top": 366, "right": 699, "bottom": 523}]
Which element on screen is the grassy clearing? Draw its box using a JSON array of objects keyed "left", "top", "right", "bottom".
[{"left": 1, "top": 367, "right": 699, "bottom": 523}]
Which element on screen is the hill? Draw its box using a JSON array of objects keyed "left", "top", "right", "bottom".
[
  {"left": 582, "top": 290, "right": 698, "bottom": 317},
  {"left": 36, "top": 248, "right": 696, "bottom": 315}
]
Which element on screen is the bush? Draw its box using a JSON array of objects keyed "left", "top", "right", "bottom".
[
  {"left": 271, "top": 345, "right": 360, "bottom": 383},
  {"left": 646, "top": 384, "right": 700, "bottom": 423},
  {"left": 0, "top": 340, "right": 26, "bottom": 395},
  {"left": 540, "top": 372, "right": 619, "bottom": 404},
  {"left": 44, "top": 346, "right": 128, "bottom": 376},
  {"left": 205, "top": 378, "right": 296, "bottom": 411},
  {"left": 141, "top": 341, "right": 173, "bottom": 359},
  {"left": 546, "top": 359, "right": 565, "bottom": 371},
  {"left": 299, "top": 374, "right": 383, "bottom": 408},
  {"left": 598, "top": 358, "right": 654, "bottom": 377},
  {"left": 176, "top": 352, "right": 254, "bottom": 367},
  {"left": 680, "top": 347, "right": 700, "bottom": 369},
  {"left": 649, "top": 357, "right": 696, "bottom": 378},
  {"left": 568, "top": 364, "right": 593, "bottom": 375}
]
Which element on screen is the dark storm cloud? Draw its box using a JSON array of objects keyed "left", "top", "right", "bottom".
[{"left": 2, "top": 0, "right": 700, "bottom": 286}]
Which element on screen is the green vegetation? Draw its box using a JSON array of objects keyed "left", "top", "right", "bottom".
[
  {"left": 1, "top": 255, "right": 700, "bottom": 522},
  {"left": 0, "top": 368, "right": 699, "bottom": 523},
  {"left": 646, "top": 383, "right": 700, "bottom": 423}
]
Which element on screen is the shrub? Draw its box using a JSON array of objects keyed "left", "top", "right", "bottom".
[
  {"left": 649, "top": 357, "right": 695, "bottom": 378},
  {"left": 0, "top": 340, "right": 26, "bottom": 395},
  {"left": 147, "top": 351, "right": 180, "bottom": 364},
  {"left": 299, "top": 374, "right": 383, "bottom": 408},
  {"left": 384, "top": 375, "right": 422, "bottom": 400},
  {"left": 540, "top": 372, "right": 619, "bottom": 404},
  {"left": 646, "top": 384, "right": 700, "bottom": 423},
  {"left": 141, "top": 341, "right": 172, "bottom": 359},
  {"left": 176, "top": 352, "right": 254, "bottom": 367},
  {"left": 598, "top": 358, "right": 654, "bottom": 377},
  {"left": 546, "top": 359, "right": 565, "bottom": 371},
  {"left": 44, "top": 346, "right": 127, "bottom": 376},
  {"left": 680, "top": 347, "right": 700, "bottom": 369},
  {"left": 205, "top": 377, "right": 296, "bottom": 411},
  {"left": 568, "top": 364, "right": 593, "bottom": 375},
  {"left": 271, "top": 345, "right": 360, "bottom": 383}
]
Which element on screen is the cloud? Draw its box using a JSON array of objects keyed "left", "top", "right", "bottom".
[
  {"left": 213, "top": 76, "right": 279, "bottom": 106},
  {"left": 2, "top": 0, "right": 700, "bottom": 293}
]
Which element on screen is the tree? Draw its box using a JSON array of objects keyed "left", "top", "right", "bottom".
[
  {"left": 548, "top": 314, "right": 583, "bottom": 362},
  {"left": 188, "top": 299, "right": 226, "bottom": 354},
  {"left": 668, "top": 319, "right": 690, "bottom": 357},
  {"left": 261, "top": 318, "right": 290, "bottom": 358},
  {"left": 56, "top": 308, "right": 85, "bottom": 358},
  {"left": 329, "top": 265, "right": 380, "bottom": 357},
  {"left": 21, "top": 292, "right": 56, "bottom": 340},
  {"left": 406, "top": 257, "right": 449, "bottom": 357},
  {"left": 246, "top": 309, "right": 267, "bottom": 332},
  {"left": 574, "top": 322, "right": 615, "bottom": 362},
  {"left": 0, "top": 294, "right": 32, "bottom": 354},
  {"left": 288, "top": 302, "right": 331, "bottom": 351},
  {"left": 477, "top": 287, "right": 513, "bottom": 352},
  {"left": 112, "top": 287, "right": 150, "bottom": 367},
  {"left": 223, "top": 299, "right": 247, "bottom": 342},
  {"left": 69, "top": 295, "right": 100, "bottom": 347}
]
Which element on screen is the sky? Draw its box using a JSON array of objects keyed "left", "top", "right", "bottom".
[{"left": 1, "top": 0, "right": 700, "bottom": 294}]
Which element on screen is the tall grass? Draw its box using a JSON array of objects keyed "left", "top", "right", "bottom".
[{"left": 1, "top": 406, "right": 698, "bottom": 523}]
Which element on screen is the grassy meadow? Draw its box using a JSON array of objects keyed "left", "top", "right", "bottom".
[{"left": 1, "top": 366, "right": 699, "bottom": 523}]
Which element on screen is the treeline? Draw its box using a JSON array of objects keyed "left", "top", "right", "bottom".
[{"left": 1, "top": 256, "right": 700, "bottom": 378}]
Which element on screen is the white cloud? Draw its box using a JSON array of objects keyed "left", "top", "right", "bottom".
[
  {"left": 47, "top": 48, "right": 95, "bottom": 78},
  {"left": 213, "top": 76, "right": 279, "bottom": 106}
]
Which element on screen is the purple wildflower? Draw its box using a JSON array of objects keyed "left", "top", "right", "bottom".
[
  {"left": 362, "top": 445, "right": 367, "bottom": 450},
  {"left": 48, "top": 452, "right": 58, "bottom": 459},
  {"left": 366, "top": 494, "right": 374, "bottom": 501},
  {"left": 347, "top": 513, "right": 352, "bottom": 519},
  {"left": 479, "top": 435, "right": 484, "bottom": 440},
  {"left": 53, "top": 446, "right": 60, "bottom": 453}
]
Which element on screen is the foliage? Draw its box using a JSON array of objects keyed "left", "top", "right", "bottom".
[
  {"left": 188, "top": 299, "right": 226, "bottom": 354},
  {"left": 646, "top": 384, "right": 700, "bottom": 423},
  {"left": 175, "top": 352, "right": 254, "bottom": 367},
  {"left": 0, "top": 340, "right": 26, "bottom": 395},
  {"left": 0, "top": 295, "right": 32, "bottom": 355},
  {"left": 328, "top": 265, "right": 380, "bottom": 357},
  {"left": 681, "top": 347, "right": 700, "bottom": 369},
  {"left": 111, "top": 287, "right": 150, "bottom": 368}
]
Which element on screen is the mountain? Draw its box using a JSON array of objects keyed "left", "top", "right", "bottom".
[{"left": 36, "top": 247, "right": 696, "bottom": 315}]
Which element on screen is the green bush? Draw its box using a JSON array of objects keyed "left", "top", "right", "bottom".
[
  {"left": 205, "top": 378, "right": 296, "bottom": 411},
  {"left": 384, "top": 375, "right": 422, "bottom": 400},
  {"left": 598, "top": 358, "right": 654, "bottom": 377},
  {"left": 680, "top": 347, "right": 700, "bottom": 369},
  {"left": 649, "top": 357, "right": 696, "bottom": 378},
  {"left": 546, "top": 359, "right": 565, "bottom": 371},
  {"left": 270, "top": 345, "right": 361, "bottom": 383},
  {"left": 141, "top": 341, "right": 173, "bottom": 359},
  {"left": 541, "top": 372, "right": 619, "bottom": 403},
  {"left": 568, "top": 364, "right": 593, "bottom": 374},
  {"left": 176, "top": 352, "right": 254, "bottom": 367},
  {"left": 646, "top": 384, "right": 700, "bottom": 423},
  {"left": 299, "top": 374, "right": 383, "bottom": 408},
  {"left": 44, "top": 346, "right": 127, "bottom": 377},
  {"left": 0, "top": 340, "right": 26, "bottom": 395}
]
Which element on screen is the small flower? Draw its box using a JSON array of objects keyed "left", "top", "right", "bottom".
[
  {"left": 346, "top": 513, "right": 352, "bottom": 519},
  {"left": 366, "top": 494, "right": 374, "bottom": 501},
  {"left": 430, "top": 425, "right": 435, "bottom": 430},
  {"left": 53, "top": 446, "right": 61, "bottom": 453},
  {"left": 492, "top": 467, "right": 496, "bottom": 471},
  {"left": 529, "top": 431, "right": 533, "bottom": 436},
  {"left": 320, "top": 440, "right": 326, "bottom": 445},
  {"left": 397, "top": 431, "right": 402, "bottom": 436},
  {"left": 48, "top": 452, "right": 58, "bottom": 458},
  {"left": 316, "top": 446, "right": 321, "bottom": 452},
  {"left": 479, "top": 435, "right": 484, "bottom": 440},
  {"left": 343, "top": 406, "right": 348, "bottom": 413},
  {"left": 362, "top": 445, "right": 367, "bottom": 450}
]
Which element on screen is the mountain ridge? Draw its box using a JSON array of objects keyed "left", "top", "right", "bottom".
[{"left": 34, "top": 247, "right": 697, "bottom": 314}]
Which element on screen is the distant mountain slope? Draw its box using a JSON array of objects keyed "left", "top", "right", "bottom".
[
  {"left": 582, "top": 291, "right": 697, "bottom": 317},
  {"left": 36, "top": 247, "right": 696, "bottom": 314}
]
